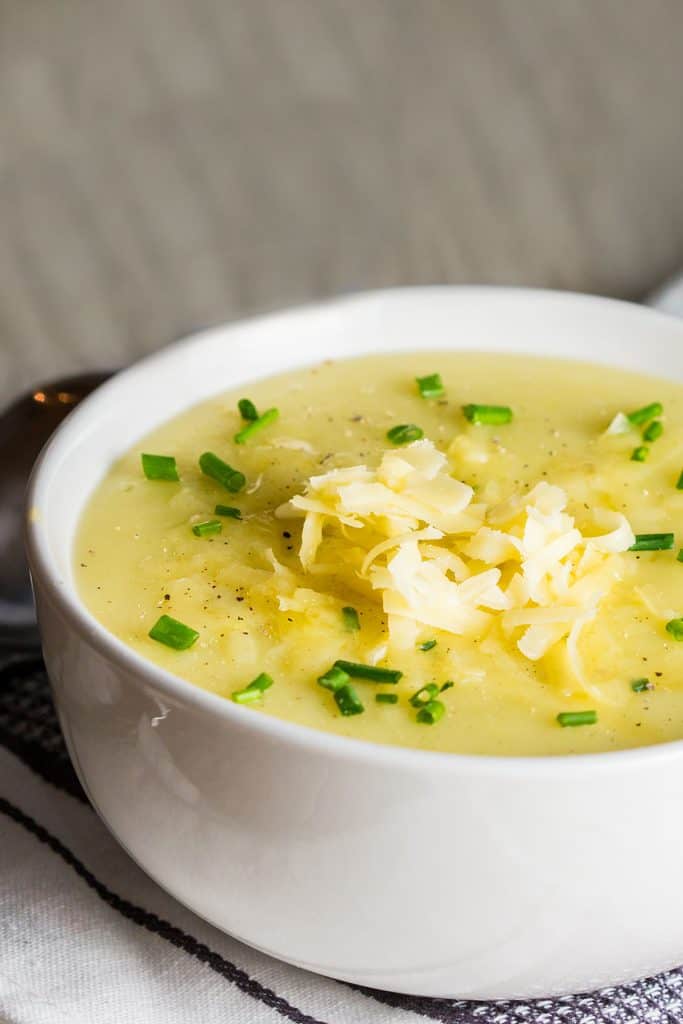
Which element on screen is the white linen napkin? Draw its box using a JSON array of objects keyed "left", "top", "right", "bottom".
[{"left": 3, "top": 282, "right": 683, "bottom": 1024}]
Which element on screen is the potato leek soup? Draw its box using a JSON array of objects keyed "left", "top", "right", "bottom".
[{"left": 75, "top": 353, "right": 683, "bottom": 756}]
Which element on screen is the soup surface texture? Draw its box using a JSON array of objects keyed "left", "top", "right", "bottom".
[{"left": 75, "top": 353, "right": 683, "bottom": 756}]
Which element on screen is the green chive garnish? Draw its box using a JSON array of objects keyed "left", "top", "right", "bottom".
[
  {"left": 665, "top": 618, "right": 683, "bottom": 641},
  {"left": 232, "top": 672, "right": 274, "bottom": 703},
  {"left": 416, "top": 699, "right": 445, "bottom": 724},
  {"left": 386, "top": 423, "right": 424, "bottom": 446},
  {"left": 376, "top": 693, "right": 399, "bottom": 704},
  {"left": 341, "top": 606, "right": 360, "bottom": 632},
  {"left": 141, "top": 453, "right": 179, "bottom": 481},
  {"left": 631, "top": 446, "right": 649, "bottom": 463},
  {"left": 643, "top": 420, "right": 663, "bottom": 442},
  {"left": 214, "top": 504, "right": 241, "bottom": 519},
  {"left": 192, "top": 519, "right": 222, "bottom": 538},
  {"left": 234, "top": 408, "right": 279, "bottom": 444},
  {"left": 238, "top": 398, "right": 259, "bottom": 422},
  {"left": 677, "top": 470, "right": 683, "bottom": 490},
  {"left": 199, "top": 451, "right": 246, "bottom": 493},
  {"left": 629, "top": 533, "right": 674, "bottom": 552},
  {"left": 416, "top": 373, "right": 444, "bottom": 399},
  {"left": 557, "top": 710, "right": 598, "bottom": 727},
  {"left": 677, "top": 548, "right": 683, "bottom": 563},
  {"left": 409, "top": 683, "right": 440, "bottom": 708},
  {"left": 440, "top": 680, "right": 454, "bottom": 692},
  {"left": 627, "top": 402, "right": 663, "bottom": 426},
  {"left": 317, "top": 666, "right": 351, "bottom": 691},
  {"left": 419, "top": 639, "right": 437, "bottom": 652},
  {"left": 231, "top": 689, "right": 261, "bottom": 704},
  {"left": 333, "top": 660, "right": 403, "bottom": 683},
  {"left": 334, "top": 684, "right": 364, "bottom": 716},
  {"left": 463, "top": 404, "right": 513, "bottom": 425},
  {"left": 631, "top": 678, "right": 652, "bottom": 693},
  {"left": 148, "top": 614, "right": 199, "bottom": 650},
  {"left": 250, "top": 672, "right": 274, "bottom": 691}
]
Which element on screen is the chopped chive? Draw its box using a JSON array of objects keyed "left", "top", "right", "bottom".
[
  {"left": 232, "top": 672, "right": 274, "bottom": 703},
  {"left": 386, "top": 423, "right": 424, "bottom": 446},
  {"left": 199, "top": 451, "right": 246, "bottom": 492},
  {"left": 333, "top": 659, "right": 403, "bottom": 683},
  {"left": 416, "top": 373, "right": 444, "bottom": 399},
  {"left": 234, "top": 408, "right": 279, "bottom": 444},
  {"left": 141, "top": 453, "right": 179, "bottom": 481},
  {"left": 376, "top": 692, "right": 399, "bottom": 704},
  {"left": 678, "top": 548, "right": 683, "bottom": 563},
  {"left": 631, "top": 445, "right": 649, "bottom": 463},
  {"left": 418, "top": 639, "right": 437, "bottom": 652},
  {"left": 214, "top": 504, "right": 241, "bottom": 519},
  {"left": 341, "top": 606, "right": 360, "bottom": 632},
  {"left": 643, "top": 420, "right": 663, "bottom": 443},
  {"left": 334, "top": 684, "right": 364, "bottom": 716},
  {"left": 409, "top": 683, "right": 440, "bottom": 708},
  {"left": 231, "top": 688, "right": 261, "bottom": 704},
  {"left": 677, "top": 470, "right": 683, "bottom": 490},
  {"left": 318, "top": 666, "right": 351, "bottom": 692},
  {"left": 627, "top": 401, "right": 663, "bottom": 426},
  {"left": 631, "top": 678, "right": 653, "bottom": 693},
  {"left": 629, "top": 533, "right": 674, "bottom": 552},
  {"left": 440, "top": 680, "right": 454, "bottom": 693},
  {"left": 665, "top": 618, "right": 683, "bottom": 641},
  {"left": 416, "top": 699, "right": 445, "bottom": 724},
  {"left": 249, "top": 672, "right": 274, "bottom": 692},
  {"left": 192, "top": 519, "right": 222, "bottom": 538},
  {"left": 238, "top": 398, "right": 259, "bottom": 421},
  {"left": 148, "top": 614, "right": 199, "bottom": 650},
  {"left": 557, "top": 710, "right": 598, "bottom": 727},
  {"left": 463, "top": 404, "right": 513, "bottom": 425}
]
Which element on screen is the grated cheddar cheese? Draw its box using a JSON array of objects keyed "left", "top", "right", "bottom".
[{"left": 276, "top": 440, "right": 635, "bottom": 676}]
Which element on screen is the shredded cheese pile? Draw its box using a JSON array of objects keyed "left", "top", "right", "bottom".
[{"left": 275, "top": 439, "right": 635, "bottom": 677}]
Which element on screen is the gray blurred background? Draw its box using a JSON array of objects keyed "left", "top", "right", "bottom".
[{"left": 3, "top": 0, "right": 683, "bottom": 403}]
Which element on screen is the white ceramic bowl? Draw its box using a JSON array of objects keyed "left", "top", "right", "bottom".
[{"left": 26, "top": 287, "right": 683, "bottom": 1000}]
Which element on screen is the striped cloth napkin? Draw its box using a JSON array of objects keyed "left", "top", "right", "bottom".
[
  {"left": 3, "top": 284, "right": 683, "bottom": 1024},
  {"left": 4, "top": 653, "right": 683, "bottom": 1024}
]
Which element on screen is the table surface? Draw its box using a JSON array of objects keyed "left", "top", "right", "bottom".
[{"left": 3, "top": 0, "right": 683, "bottom": 404}]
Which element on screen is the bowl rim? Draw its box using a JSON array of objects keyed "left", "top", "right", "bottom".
[{"left": 25, "top": 284, "right": 683, "bottom": 776}]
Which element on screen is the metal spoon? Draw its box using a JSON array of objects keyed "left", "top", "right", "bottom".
[{"left": 0, "top": 371, "right": 112, "bottom": 650}]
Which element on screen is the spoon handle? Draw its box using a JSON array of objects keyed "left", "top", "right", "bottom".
[{"left": 0, "top": 371, "right": 114, "bottom": 650}]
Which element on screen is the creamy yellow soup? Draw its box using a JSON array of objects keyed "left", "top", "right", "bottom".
[{"left": 75, "top": 353, "right": 683, "bottom": 756}]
